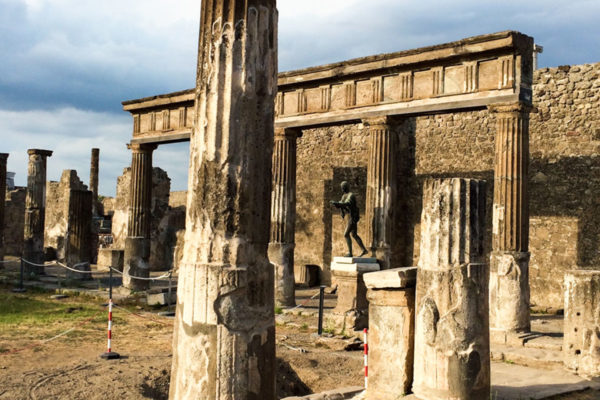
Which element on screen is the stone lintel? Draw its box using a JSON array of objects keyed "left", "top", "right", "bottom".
[
  {"left": 27, "top": 149, "right": 53, "bottom": 157},
  {"left": 364, "top": 267, "right": 417, "bottom": 290},
  {"left": 127, "top": 142, "right": 158, "bottom": 152}
]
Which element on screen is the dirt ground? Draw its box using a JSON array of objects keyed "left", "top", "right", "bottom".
[{"left": 0, "top": 283, "right": 363, "bottom": 400}]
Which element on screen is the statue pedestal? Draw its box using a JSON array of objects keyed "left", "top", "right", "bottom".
[{"left": 326, "top": 257, "right": 379, "bottom": 333}]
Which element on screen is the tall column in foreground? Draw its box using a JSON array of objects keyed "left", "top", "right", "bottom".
[
  {"left": 123, "top": 143, "right": 156, "bottom": 290},
  {"left": 0, "top": 153, "right": 8, "bottom": 262},
  {"left": 488, "top": 102, "right": 532, "bottom": 336},
  {"left": 90, "top": 148, "right": 99, "bottom": 216},
  {"left": 169, "top": 1, "right": 278, "bottom": 399},
  {"left": 413, "top": 178, "right": 489, "bottom": 400},
  {"left": 364, "top": 116, "right": 396, "bottom": 269},
  {"left": 269, "top": 127, "right": 298, "bottom": 307},
  {"left": 23, "top": 149, "right": 53, "bottom": 275}
]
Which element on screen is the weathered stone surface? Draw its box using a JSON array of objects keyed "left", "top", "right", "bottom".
[
  {"left": 363, "top": 266, "right": 417, "bottom": 289},
  {"left": 23, "top": 149, "right": 52, "bottom": 275},
  {"left": 364, "top": 117, "right": 396, "bottom": 269},
  {"left": 329, "top": 257, "right": 379, "bottom": 332},
  {"left": 90, "top": 148, "right": 100, "bottom": 216},
  {"left": 3, "top": 188, "right": 25, "bottom": 256},
  {"left": 97, "top": 248, "right": 124, "bottom": 272},
  {"left": 270, "top": 127, "right": 299, "bottom": 307},
  {"left": 169, "top": 1, "right": 278, "bottom": 399},
  {"left": 367, "top": 287, "right": 415, "bottom": 398},
  {"left": 489, "top": 102, "right": 532, "bottom": 333},
  {"left": 413, "top": 178, "right": 489, "bottom": 400},
  {"left": 563, "top": 270, "right": 600, "bottom": 377},
  {"left": 65, "top": 190, "right": 93, "bottom": 280},
  {"left": 0, "top": 153, "right": 8, "bottom": 261},
  {"left": 296, "top": 264, "right": 320, "bottom": 287},
  {"left": 123, "top": 236, "right": 150, "bottom": 291},
  {"left": 45, "top": 170, "right": 86, "bottom": 260}
]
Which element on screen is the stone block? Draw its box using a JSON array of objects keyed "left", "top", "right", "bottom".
[
  {"left": 296, "top": 264, "right": 320, "bottom": 287},
  {"left": 363, "top": 266, "right": 417, "bottom": 289},
  {"left": 328, "top": 257, "right": 380, "bottom": 332},
  {"left": 564, "top": 270, "right": 600, "bottom": 377},
  {"left": 97, "top": 248, "right": 124, "bottom": 272},
  {"left": 147, "top": 287, "right": 177, "bottom": 306},
  {"left": 366, "top": 285, "right": 415, "bottom": 398}
]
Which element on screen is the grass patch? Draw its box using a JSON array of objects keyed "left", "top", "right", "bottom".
[{"left": 275, "top": 306, "right": 283, "bottom": 315}]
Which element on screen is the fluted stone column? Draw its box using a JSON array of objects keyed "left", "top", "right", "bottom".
[
  {"left": 123, "top": 143, "right": 156, "bottom": 291},
  {"left": 413, "top": 178, "right": 490, "bottom": 400},
  {"left": 488, "top": 102, "right": 532, "bottom": 337},
  {"left": 269, "top": 127, "right": 298, "bottom": 307},
  {"left": 0, "top": 153, "right": 8, "bottom": 262},
  {"left": 65, "top": 190, "right": 93, "bottom": 280},
  {"left": 364, "top": 116, "right": 395, "bottom": 269},
  {"left": 169, "top": 1, "right": 277, "bottom": 399},
  {"left": 23, "top": 149, "right": 52, "bottom": 276},
  {"left": 90, "top": 148, "right": 99, "bottom": 216}
]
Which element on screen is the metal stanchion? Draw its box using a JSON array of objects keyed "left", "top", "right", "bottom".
[
  {"left": 317, "top": 285, "right": 325, "bottom": 335},
  {"left": 12, "top": 258, "right": 26, "bottom": 293}
]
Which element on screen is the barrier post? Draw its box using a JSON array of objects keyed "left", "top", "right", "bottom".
[
  {"left": 100, "top": 271, "right": 120, "bottom": 360},
  {"left": 317, "top": 285, "right": 325, "bottom": 335},
  {"left": 12, "top": 258, "right": 26, "bottom": 293},
  {"left": 364, "top": 328, "right": 368, "bottom": 389}
]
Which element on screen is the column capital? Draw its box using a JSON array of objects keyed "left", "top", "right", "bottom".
[
  {"left": 27, "top": 149, "right": 53, "bottom": 157},
  {"left": 274, "top": 126, "right": 301, "bottom": 140},
  {"left": 488, "top": 101, "right": 534, "bottom": 115},
  {"left": 0, "top": 153, "right": 8, "bottom": 162},
  {"left": 362, "top": 115, "right": 394, "bottom": 128},
  {"left": 127, "top": 142, "right": 158, "bottom": 153}
]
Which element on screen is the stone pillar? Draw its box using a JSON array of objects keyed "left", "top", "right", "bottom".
[
  {"left": 488, "top": 102, "right": 532, "bottom": 337},
  {"left": 364, "top": 267, "right": 417, "bottom": 398},
  {"left": 65, "top": 190, "right": 93, "bottom": 280},
  {"left": 563, "top": 270, "right": 600, "bottom": 377},
  {"left": 123, "top": 143, "right": 156, "bottom": 291},
  {"left": 169, "top": 1, "right": 278, "bottom": 399},
  {"left": 269, "top": 127, "right": 298, "bottom": 307},
  {"left": 23, "top": 149, "right": 53, "bottom": 276},
  {"left": 0, "top": 153, "right": 8, "bottom": 262},
  {"left": 327, "top": 257, "right": 379, "bottom": 332},
  {"left": 364, "top": 117, "right": 395, "bottom": 269},
  {"left": 90, "top": 148, "right": 99, "bottom": 216},
  {"left": 413, "top": 178, "right": 489, "bottom": 400}
]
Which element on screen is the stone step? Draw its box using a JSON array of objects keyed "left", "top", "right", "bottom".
[
  {"left": 523, "top": 333, "right": 563, "bottom": 352},
  {"left": 491, "top": 344, "right": 564, "bottom": 370}
]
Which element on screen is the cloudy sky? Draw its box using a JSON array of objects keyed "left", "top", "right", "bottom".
[{"left": 2, "top": 0, "right": 599, "bottom": 197}]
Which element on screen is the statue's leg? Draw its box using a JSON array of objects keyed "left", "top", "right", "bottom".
[
  {"left": 344, "top": 219, "right": 353, "bottom": 257},
  {"left": 351, "top": 225, "right": 368, "bottom": 257}
]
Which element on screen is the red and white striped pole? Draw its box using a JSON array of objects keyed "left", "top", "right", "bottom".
[
  {"left": 100, "top": 298, "right": 120, "bottom": 360},
  {"left": 364, "top": 328, "right": 368, "bottom": 389}
]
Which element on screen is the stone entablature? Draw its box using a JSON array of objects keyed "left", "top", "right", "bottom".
[{"left": 123, "top": 31, "right": 533, "bottom": 145}]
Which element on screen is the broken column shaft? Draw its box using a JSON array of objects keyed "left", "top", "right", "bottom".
[
  {"left": 364, "top": 117, "right": 396, "bottom": 269},
  {"left": 169, "top": 1, "right": 278, "bottom": 399},
  {"left": 0, "top": 153, "right": 8, "bottom": 262},
  {"left": 413, "top": 178, "right": 490, "bottom": 400},
  {"left": 90, "top": 148, "right": 99, "bottom": 216},
  {"left": 23, "top": 149, "right": 52, "bottom": 275},
  {"left": 269, "top": 127, "right": 298, "bottom": 307},
  {"left": 489, "top": 102, "right": 532, "bottom": 336},
  {"left": 65, "top": 190, "right": 93, "bottom": 280},
  {"left": 123, "top": 143, "right": 156, "bottom": 290}
]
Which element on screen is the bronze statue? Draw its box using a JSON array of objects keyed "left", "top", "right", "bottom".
[{"left": 330, "top": 181, "right": 368, "bottom": 257}]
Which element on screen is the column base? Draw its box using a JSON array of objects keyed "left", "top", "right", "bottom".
[
  {"left": 123, "top": 237, "right": 150, "bottom": 291},
  {"left": 268, "top": 242, "right": 295, "bottom": 307},
  {"left": 489, "top": 251, "right": 531, "bottom": 333}
]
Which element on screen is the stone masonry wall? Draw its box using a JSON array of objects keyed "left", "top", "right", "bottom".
[
  {"left": 45, "top": 170, "right": 86, "bottom": 259},
  {"left": 3, "top": 188, "right": 26, "bottom": 255},
  {"left": 294, "top": 62, "right": 600, "bottom": 308}
]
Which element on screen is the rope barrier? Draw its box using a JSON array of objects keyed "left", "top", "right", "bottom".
[{"left": 291, "top": 289, "right": 322, "bottom": 310}]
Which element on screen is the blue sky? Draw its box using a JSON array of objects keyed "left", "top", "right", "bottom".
[{"left": 1, "top": 0, "right": 599, "bottom": 196}]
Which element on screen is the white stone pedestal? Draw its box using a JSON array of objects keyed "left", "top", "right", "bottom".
[{"left": 327, "top": 257, "right": 379, "bottom": 332}]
